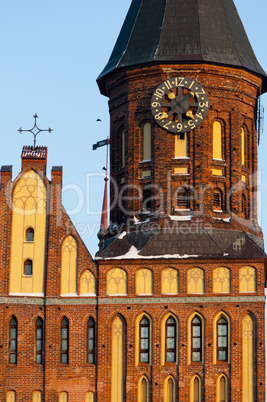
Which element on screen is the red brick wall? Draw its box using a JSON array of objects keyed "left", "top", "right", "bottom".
[{"left": 105, "top": 64, "right": 262, "bottom": 238}]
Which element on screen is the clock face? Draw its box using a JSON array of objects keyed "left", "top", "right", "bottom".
[{"left": 151, "top": 76, "right": 209, "bottom": 134}]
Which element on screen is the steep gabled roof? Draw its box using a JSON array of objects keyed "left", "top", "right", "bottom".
[{"left": 98, "top": 0, "right": 267, "bottom": 94}]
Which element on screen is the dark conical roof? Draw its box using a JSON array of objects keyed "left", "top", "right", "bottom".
[{"left": 98, "top": 0, "right": 267, "bottom": 94}]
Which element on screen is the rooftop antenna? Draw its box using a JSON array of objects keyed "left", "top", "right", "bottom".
[{"left": 257, "top": 97, "right": 264, "bottom": 145}]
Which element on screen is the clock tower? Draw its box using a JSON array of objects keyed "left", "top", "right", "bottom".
[{"left": 95, "top": 0, "right": 267, "bottom": 401}]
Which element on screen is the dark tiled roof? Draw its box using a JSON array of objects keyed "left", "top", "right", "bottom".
[
  {"left": 97, "top": 229, "right": 266, "bottom": 260},
  {"left": 98, "top": 0, "right": 267, "bottom": 94}
]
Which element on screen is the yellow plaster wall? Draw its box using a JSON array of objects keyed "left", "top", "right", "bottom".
[
  {"left": 175, "top": 133, "right": 187, "bottom": 158},
  {"left": 242, "top": 314, "right": 254, "bottom": 401},
  {"left": 187, "top": 268, "right": 204, "bottom": 294},
  {"left": 136, "top": 269, "right": 152, "bottom": 294},
  {"left": 107, "top": 268, "right": 127, "bottom": 295},
  {"left": 111, "top": 317, "right": 123, "bottom": 402},
  {"left": 61, "top": 236, "right": 77, "bottom": 295},
  {"left": 213, "top": 267, "right": 230, "bottom": 293},
  {"left": 213, "top": 121, "right": 222, "bottom": 160},
  {"left": 9, "top": 170, "right": 46, "bottom": 295},
  {"left": 239, "top": 266, "right": 256, "bottom": 293},
  {"left": 161, "top": 268, "right": 178, "bottom": 294},
  {"left": 80, "top": 270, "right": 96, "bottom": 295},
  {"left": 143, "top": 123, "right": 151, "bottom": 161}
]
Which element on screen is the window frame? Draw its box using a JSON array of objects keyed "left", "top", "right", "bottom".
[
  {"left": 35, "top": 317, "right": 43, "bottom": 364},
  {"left": 87, "top": 317, "right": 95, "bottom": 364},
  {"left": 175, "top": 187, "right": 189, "bottom": 210},
  {"left": 191, "top": 316, "right": 202, "bottom": 363},
  {"left": 139, "top": 317, "right": 150, "bottom": 364},
  {"left": 61, "top": 317, "right": 69, "bottom": 364},
  {"left": 24, "top": 259, "right": 33, "bottom": 276},
  {"left": 9, "top": 316, "right": 17, "bottom": 364},
  {"left": 217, "top": 317, "right": 228, "bottom": 362},
  {"left": 165, "top": 316, "right": 176, "bottom": 363},
  {"left": 25, "top": 227, "right": 34, "bottom": 242}
]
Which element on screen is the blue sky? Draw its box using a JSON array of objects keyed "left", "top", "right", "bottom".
[{"left": 1, "top": 0, "right": 267, "bottom": 255}]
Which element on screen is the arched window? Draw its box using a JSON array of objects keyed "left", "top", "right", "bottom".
[
  {"left": 164, "top": 376, "right": 175, "bottom": 402},
  {"left": 241, "top": 193, "right": 249, "bottom": 219},
  {"left": 213, "top": 267, "right": 230, "bottom": 293},
  {"left": 35, "top": 317, "right": 43, "bottom": 364},
  {"left": 122, "top": 129, "right": 126, "bottom": 168},
  {"left": 191, "top": 316, "right": 202, "bottom": 362},
  {"left": 142, "top": 189, "right": 152, "bottom": 211},
  {"left": 191, "top": 376, "right": 201, "bottom": 402},
  {"left": 213, "top": 189, "right": 223, "bottom": 211},
  {"left": 24, "top": 259, "right": 33, "bottom": 276},
  {"left": 87, "top": 318, "right": 95, "bottom": 364},
  {"left": 136, "top": 269, "right": 153, "bottom": 295},
  {"left": 138, "top": 376, "right": 149, "bottom": 402},
  {"left": 32, "top": 391, "right": 42, "bottom": 402},
  {"left": 217, "top": 317, "right": 228, "bottom": 361},
  {"left": 80, "top": 270, "right": 96, "bottom": 295},
  {"left": 9, "top": 316, "right": 17, "bottom": 364},
  {"left": 85, "top": 392, "right": 95, "bottom": 402},
  {"left": 161, "top": 268, "right": 178, "bottom": 294},
  {"left": 213, "top": 121, "right": 223, "bottom": 160},
  {"left": 107, "top": 268, "right": 127, "bottom": 295},
  {"left": 216, "top": 375, "right": 227, "bottom": 402},
  {"left": 112, "top": 316, "right": 124, "bottom": 401},
  {"left": 242, "top": 314, "right": 254, "bottom": 401},
  {"left": 241, "top": 127, "right": 247, "bottom": 167},
  {"left": 187, "top": 268, "right": 204, "bottom": 294},
  {"left": 25, "top": 227, "right": 34, "bottom": 242},
  {"left": 175, "top": 187, "right": 188, "bottom": 209},
  {"left": 143, "top": 122, "right": 151, "bottom": 161},
  {"left": 140, "top": 317, "right": 150, "bottom": 363},
  {"left": 6, "top": 391, "right": 16, "bottom": 402},
  {"left": 59, "top": 392, "right": 68, "bottom": 402},
  {"left": 175, "top": 132, "right": 188, "bottom": 158},
  {"left": 239, "top": 266, "right": 256, "bottom": 293},
  {"left": 61, "top": 317, "right": 69, "bottom": 364},
  {"left": 165, "top": 316, "right": 176, "bottom": 363},
  {"left": 61, "top": 235, "right": 77, "bottom": 295}
]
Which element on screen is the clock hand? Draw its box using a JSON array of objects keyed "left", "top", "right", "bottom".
[
  {"left": 167, "top": 91, "right": 194, "bottom": 117},
  {"left": 157, "top": 91, "right": 195, "bottom": 121}
]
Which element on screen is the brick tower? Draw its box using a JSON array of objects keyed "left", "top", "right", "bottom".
[
  {"left": 96, "top": 0, "right": 267, "bottom": 401},
  {"left": 0, "top": 1, "right": 266, "bottom": 402}
]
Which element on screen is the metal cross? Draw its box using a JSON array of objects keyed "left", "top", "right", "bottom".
[{"left": 18, "top": 114, "right": 53, "bottom": 148}]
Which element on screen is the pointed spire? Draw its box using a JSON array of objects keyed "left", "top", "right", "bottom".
[
  {"left": 98, "top": 0, "right": 267, "bottom": 94},
  {"left": 100, "top": 137, "right": 109, "bottom": 230}
]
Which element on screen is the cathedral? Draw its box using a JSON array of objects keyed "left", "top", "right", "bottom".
[{"left": 1, "top": 0, "right": 266, "bottom": 401}]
